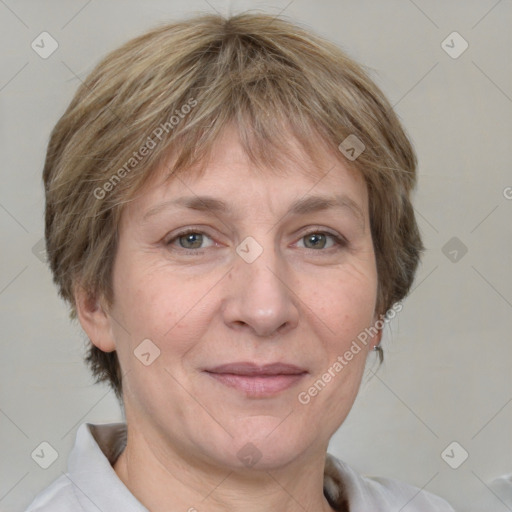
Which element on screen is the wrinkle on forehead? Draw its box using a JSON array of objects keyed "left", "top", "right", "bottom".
[{"left": 136, "top": 120, "right": 365, "bottom": 205}]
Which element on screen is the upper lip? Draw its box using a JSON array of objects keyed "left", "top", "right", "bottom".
[{"left": 205, "top": 362, "right": 308, "bottom": 376}]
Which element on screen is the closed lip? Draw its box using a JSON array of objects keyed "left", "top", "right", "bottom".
[{"left": 204, "top": 362, "right": 308, "bottom": 376}]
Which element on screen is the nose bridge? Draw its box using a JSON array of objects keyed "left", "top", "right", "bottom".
[
  {"left": 223, "top": 232, "right": 299, "bottom": 337},
  {"left": 238, "top": 236, "right": 283, "bottom": 297}
]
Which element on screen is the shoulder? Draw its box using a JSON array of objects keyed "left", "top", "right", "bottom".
[
  {"left": 325, "top": 453, "right": 455, "bottom": 511},
  {"left": 25, "top": 473, "right": 81, "bottom": 511}
]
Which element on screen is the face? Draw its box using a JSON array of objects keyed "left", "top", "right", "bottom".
[{"left": 88, "top": 125, "right": 381, "bottom": 471}]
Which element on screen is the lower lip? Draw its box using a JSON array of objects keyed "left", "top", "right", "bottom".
[{"left": 206, "top": 372, "right": 306, "bottom": 397}]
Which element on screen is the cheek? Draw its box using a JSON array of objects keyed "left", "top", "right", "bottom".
[
  {"left": 297, "top": 271, "right": 377, "bottom": 425},
  {"left": 111, "top": 259, "right": 215, "bottom": 365},
  {"left": 306, "top": 263, "right": 378, "bottom": 341}
]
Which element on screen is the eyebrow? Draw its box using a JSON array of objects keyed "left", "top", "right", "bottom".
[{"left": 141, "top": 194, "right": 365, "bottom": 226}]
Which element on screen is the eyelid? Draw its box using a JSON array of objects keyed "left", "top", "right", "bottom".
[
  {"left": 165, "top": 227, "right": 217, "bottom": 247},
  {"left": 165, "top": 225, "right": 349, "bottom": 252},
  {"left": 295, "top": 227, "right": 348, "bottom": 250}
]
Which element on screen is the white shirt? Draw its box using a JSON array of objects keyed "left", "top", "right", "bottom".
[{"left": 25, "top": 422, "right": 455, "bottom": 511}]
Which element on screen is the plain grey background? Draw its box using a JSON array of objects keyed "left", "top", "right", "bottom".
[{"left": 1, "top": 1, "right": 511, "bottom": 511}]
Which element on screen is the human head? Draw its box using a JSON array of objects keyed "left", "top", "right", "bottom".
[{"left": 43, "top": 12, "right": 423, "bottom": 402}]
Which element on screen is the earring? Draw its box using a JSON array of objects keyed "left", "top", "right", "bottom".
[{"left": 373, "top": 345, "right": 384, "bottom": 364}]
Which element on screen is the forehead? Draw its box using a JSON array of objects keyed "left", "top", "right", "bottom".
[{"left": 125, "top": 123, "right": 368, "bottom": 222}]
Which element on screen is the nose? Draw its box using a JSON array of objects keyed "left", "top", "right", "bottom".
[{"left": 221, "top": 240, "right": 300, "bottom": 339}]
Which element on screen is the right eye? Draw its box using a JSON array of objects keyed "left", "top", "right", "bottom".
[{"left": 165, "top": 229, "right": 216, "bottom": 252}]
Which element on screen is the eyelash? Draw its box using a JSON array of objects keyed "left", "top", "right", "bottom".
[{"left": 165, "top": 227, "right": 348, "bottom": 254}]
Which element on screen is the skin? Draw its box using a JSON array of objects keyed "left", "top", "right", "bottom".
[{"left": 76, "top": 124, "right": 382, "bottom": 512}]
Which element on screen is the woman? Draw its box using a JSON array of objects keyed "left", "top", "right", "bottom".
[{"left": 27, "top": 13, "right": 455, "bottom": 511}]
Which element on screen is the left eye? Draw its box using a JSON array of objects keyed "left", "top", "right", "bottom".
[{"left": 296, "top": 231, "right": 346, "bottom": 250}]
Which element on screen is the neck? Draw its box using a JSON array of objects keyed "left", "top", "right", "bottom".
[{"left": 113, "top": 421, "right": 337, "bottom": 512}]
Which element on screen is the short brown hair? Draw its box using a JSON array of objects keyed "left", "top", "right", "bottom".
[{"left": 43, "top": 12, "right": 424, "bottom": 402}]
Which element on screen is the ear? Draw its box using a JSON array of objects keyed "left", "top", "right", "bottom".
[
  {"left": 74, "top": 284, "right": 116, "bottom": 353},
  {"left": 373, "top": 327, "right": 383, "bottom": 347},
  {"left": 370, "top": 311, "right": 384, "bottom": 349}
]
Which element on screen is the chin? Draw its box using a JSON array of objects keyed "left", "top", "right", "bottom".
[{"left": 224, "top": 422, "right": 312, "bottom": 470}]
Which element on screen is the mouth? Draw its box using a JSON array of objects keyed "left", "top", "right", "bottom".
[{"left": 203, "top": 362, "right": 308, "bottom": 398}]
